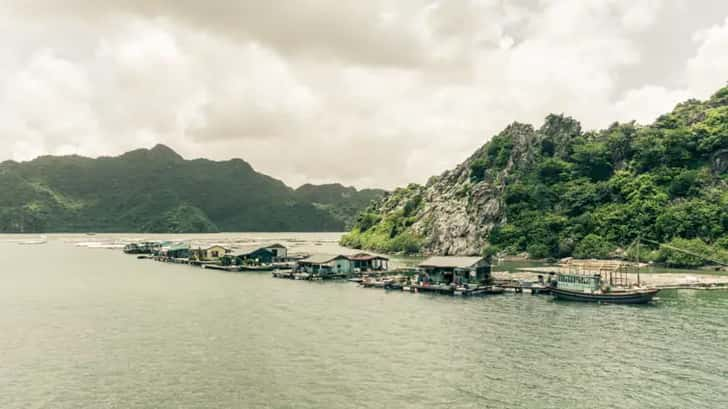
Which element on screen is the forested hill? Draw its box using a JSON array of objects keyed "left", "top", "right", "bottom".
[
  {"left": 342, "top": 85, "right": 728, "bottom": 267},
  {"left": 0, "top": 145, "right": 384, "bottom": 233}
]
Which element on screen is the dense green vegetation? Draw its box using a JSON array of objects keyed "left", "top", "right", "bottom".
[
  {"left": 340, "top": 184, "right": 425, "bottom": 253},
  {"left": 343, "top": 85, "right": 728, "bottom": 264},
  {"left": 294, "top": 183, "right": 385, "bottom": 229},
  {"left": 0, "top": 145, "right": 384, "bottom": 233},
  {"left": 487, "top": 87, "right": 727, "bottom": 263}
]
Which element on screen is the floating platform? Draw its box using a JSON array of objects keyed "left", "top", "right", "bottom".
[
  {"left": 202, "top": 264, "right": 240, "bottom": 272},
  {"left": 239, "top": 265, "right": 276, "bottom": 272},
  {"left": 410, "top": 284, "right": 504, "bottom": 296},
  {"left": 272, "top": 270, "right": 295, "bottom": 279}
]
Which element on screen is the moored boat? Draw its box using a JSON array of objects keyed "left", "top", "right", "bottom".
[
  {"left": 239, "top": 264, "right": 276, "bottom": 272},
  {"left": 550, "top": 285, "right": 659, "bottom": 304},
  {"left": 551, "top": 257, "right": 659, "bottom": 304}
]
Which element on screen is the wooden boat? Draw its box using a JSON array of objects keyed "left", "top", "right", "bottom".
[
  {"left": 551, "top": 259, "right": 659, "bottom": 304},
  {"left": 272, "top": 270, "right": 295, "bottom": 279},
  {"left": 239, "top": 264, "right": 276, "bottom": 272},
  {"left": 271, "top": 262, "right": 294, "bottom": 270},
  {"left": 384, "top": 281, "right": 404, "bottom": 291},
  {"left": 361, "top": 280, "right": 387, "bottom": 288},
  {"left": 203, "top": 264, "right": 240, "bottom": 272},
  {"left": 454, "top": 285, "right": 505, "bottom": 296},
  {"left": 550, "top": 286, "right": 659, "bottom": 304}
]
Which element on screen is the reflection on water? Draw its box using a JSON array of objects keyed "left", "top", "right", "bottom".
[{"left": 1, "top": 234, "right": 727, "bottom": 409}]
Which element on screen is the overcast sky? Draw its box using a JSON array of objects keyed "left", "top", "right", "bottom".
[{"left": 1, "top": 1, "right": 727, "bottom": 189}]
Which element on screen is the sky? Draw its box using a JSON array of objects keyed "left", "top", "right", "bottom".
[{"left": 1, "top": 1, "right": 727, "bottom": 190}]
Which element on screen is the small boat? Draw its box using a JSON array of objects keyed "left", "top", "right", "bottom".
[
  {"left": 550, "top": 241, "right": 661, "bottom": 304},
  {"left": 239, "top": 264, "right": 276, "bottom": 272},
  {"left": 293, "top": 272, "right": 311, "bottom": 280},
  {"left": 550, "top": 286, "right": 659, "bottom": 304},
  {"left": 271, "top": 262, "right": 294, "bottom": 270},
  {"left": 272, "top": 270, "right": 295, "bottom": 279},
  {"left": 384, "top": 281, "right": 404, "bottom": 291},
  {"left": 454, "top": 285, "right": 504, "bottom": 296},
  {"left": 361, "top": 280, "right": 387, "bottom": 288},
  {"left": 551, "top": 266, "right": 659, "bottom": 305}
]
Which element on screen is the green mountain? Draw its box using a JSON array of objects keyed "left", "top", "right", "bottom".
[
  {"left": 295, "top": 183, "right": 385, "bottom": 229},
  {"left": 342, "top": 85, "right": 728, "bottom": 266},
  {"left": 0, "top": 145, "right": 384, "bottom": 233}
]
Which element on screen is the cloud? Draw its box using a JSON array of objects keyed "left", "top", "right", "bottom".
[
  {"left": 1, "top": 1, "right": 728, "bottom": 189},
  {"left": 687, "top": 17, "right": 728, "bottom": 98}
]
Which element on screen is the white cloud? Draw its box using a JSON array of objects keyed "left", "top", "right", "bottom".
[
  {"left": 0, "top": 1, "right": 727, "bottom": 189},
  {"left": 687, "top": 17, "right": 728, "bottom": 98}
]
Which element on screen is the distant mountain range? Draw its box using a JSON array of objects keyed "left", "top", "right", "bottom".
[{"left": 0, "top": 145, "right": 385, "bottom": 233}]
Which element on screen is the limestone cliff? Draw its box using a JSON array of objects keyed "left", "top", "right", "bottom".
[
  {"left": 342, "top": 118, "right": 567, "bottom": 255},
  {"left": 341, "top": 85, "right": 728, "bottom": 258}
]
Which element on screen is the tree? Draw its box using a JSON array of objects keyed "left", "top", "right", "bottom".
[
  {"left": 573, "top": 234, "right": 615, "bottom": 259},
  {"left": 658, "top": 238, "right": 716, "bottom": 268}
]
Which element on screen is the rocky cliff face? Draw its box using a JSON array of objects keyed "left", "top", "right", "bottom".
[
  {"left": 343, "top": 118, "right": 569, "bottom": 255},
  {"left": 343, "top": 85, "right": 728, "bottom": 259},
  {"left": 409, "top": 124, "right": 536, "bottom": 255}
]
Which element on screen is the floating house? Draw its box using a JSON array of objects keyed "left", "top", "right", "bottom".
[
  {"left": 222, "top": 244, "right": 283, "bottom": 266},
  {"left": 264, "top": 243, "right": 288, "bottom": 261},
  {"left": 346, "top": 253, "right": 389, "bottom": 272},
  {"left": 123, "top": 241, "right": 162, "bottom": 254},
  {"left": 160, "top": 242, "right": 191, "bottom": 259},
  {"left": 191, "top": 245, "right": 230, "bottom": 261},
  {"left": 295, "top": 254, "right": 340, "bottom": 276},
  {"left": 416, "top": 256, "right": 491, "bottom": 285},
  {"left": 294, "top": 253, "right": 389, "bottom": 277}
]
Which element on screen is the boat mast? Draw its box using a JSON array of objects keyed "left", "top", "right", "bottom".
[{"left": 636, "top": 236, "right": 641, "bottom": 287}]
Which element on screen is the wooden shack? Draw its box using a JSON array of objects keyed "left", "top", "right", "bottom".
[
  {"left": 191, "top": 245, "right": 230, "bottom": 261},
  {"left": 417, "top": 256, "right": 491, "bottom": 285},
  {"left": 294, "top": 253, "right": 389, "bottom": 277},
  {"left": 161, "top": 243, "right": 191, "bottom": 259},
  {"left": 346, "top": 253, "right": 389, "bottom": 273},
  {"left": 264, "top": 243, "right": 288, "bottom": 261},
  {"left": 222, "top": 245, "right": 277, "bottom": 265}
]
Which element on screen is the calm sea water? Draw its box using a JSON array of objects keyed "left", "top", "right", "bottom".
[{"left": 1, "top": 234, "right": 727, "bottom": 409}]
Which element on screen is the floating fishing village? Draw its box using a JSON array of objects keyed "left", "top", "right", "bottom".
[{"left": 118, "top": 239, "right": 728, "bottom": 305}]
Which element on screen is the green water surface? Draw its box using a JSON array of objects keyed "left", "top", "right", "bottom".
[{"left": 1, "top": 235, "right": 726, "bottom": 409}]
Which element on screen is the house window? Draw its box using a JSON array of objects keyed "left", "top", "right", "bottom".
[{"left": 212, "top": 251, "right": 219, "bottom": 257}]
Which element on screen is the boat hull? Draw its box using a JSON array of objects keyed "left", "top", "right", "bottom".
[{"left": 551, "top": 287, "right": 659, "bottom": 304}]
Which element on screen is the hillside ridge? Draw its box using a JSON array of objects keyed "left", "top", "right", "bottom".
[{"left": 342, "top": 85, "right": 728, "bottom": 267}]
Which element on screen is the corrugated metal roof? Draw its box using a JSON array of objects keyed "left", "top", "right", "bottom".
[
  {"left": 347, "top": 253, "right": 389, "bottom": 261},
  {"left": 167, "top": 242, "right": 190, "bottom": 251},
  {"left": 418, "top": 256, "right": 486, "bottom": 269},
  {"left": 265, "top": 243, "right": 286, "bottom": 248},
  {"left": 231, "top": 245, "right": 274, "bottom": 256},
  {"left": 298, "top": 254, "right": 340, "bottom": 264}
]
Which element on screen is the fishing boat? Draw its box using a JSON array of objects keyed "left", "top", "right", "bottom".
[
  {"left": 453, "top": 285, "right": 505, "bottom": 296},
  {"left": 550, "top": 286, "right": 659, "bottom": 303},
  {"left": 551, "top": 256, "right": 659, "bottom": 304},
  {"left": 239, "top": 264, "right": 276, "bottom": 272}
]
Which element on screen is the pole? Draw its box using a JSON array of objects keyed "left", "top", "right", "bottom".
[{"left": 636, "top": 236, "right": 641, "bottom": 287}]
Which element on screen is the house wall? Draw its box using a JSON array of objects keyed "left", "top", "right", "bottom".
[
  {"left": 205, "top": 246, "right": 227, "bottom": 260},
  {"left": 332, "top": 258, "right": 352, "bottom": 274},
  {"left": 168, "top": 249, "right": 190, "bottom": 259},
  {"left": 266, "top": 246, "right": 288, "bottom": 259},
  {"left": 298, "top": 262, "right": 333, "bottom": 274},
  {"left": 239, "top": 249, "right": 274, "bottom": 264}
]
